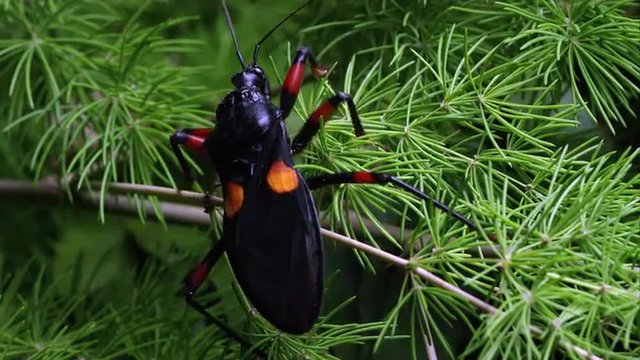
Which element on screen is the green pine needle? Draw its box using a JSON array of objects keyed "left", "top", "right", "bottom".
[{"left": 0, "top": 0, "right": 638, "bottom": 359}]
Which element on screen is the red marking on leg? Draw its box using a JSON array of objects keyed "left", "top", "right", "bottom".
[
  {"left": 188, "top": 263, "right": 210, "bottom": 289},
  {"left": 353, "top": 171, "right": 375, "bottom": 183},
  {"left": 309, "top": 101, "right": 337, "bottom": 127},
  {"left": 282, "top": 63, "right": 305, "bottom": 96},
  {"left": 185, "top": 135, "right": 205, "bottom": 149},
  {"left": 188, "top": 128, "right": 212, "bottom": 138}
]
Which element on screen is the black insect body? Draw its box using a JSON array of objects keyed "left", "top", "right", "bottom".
[
  {"left": 196, "top": 69, "right": 325, "bottom": 334},
  {"left": 170, "top": 0, "right": 482, "bottom": 339}
]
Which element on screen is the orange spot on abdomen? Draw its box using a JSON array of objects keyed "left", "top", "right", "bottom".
[
  {"left": 224, "top": 181, "right": 244, "bottom": 218},
  {"left": 267, "top": 160, "right": 299, "bottom": 194}
]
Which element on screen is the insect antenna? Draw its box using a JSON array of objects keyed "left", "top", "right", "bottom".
[
  {"left": 221, "top": 0, "right": 245, "bottom": 69},
  {"left": 252, "top": 0, "right": 312, "bottom": 65}
]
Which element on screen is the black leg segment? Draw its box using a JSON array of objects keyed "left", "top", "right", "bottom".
[
  {"left": 183, "top": 240, "right": 266, "bottom": 358},
  {"left": 170, "top": 128, "right": 212, "bottom": 183},
  {"left": 291, "top": 92, "right": 364, "bottom": 154},
  {"left": 185, "top": 297, "right": 266, "bottom": 358},
  {"left": 183, "top": 239, "right": 226, "bottom": 297},
  {"left": 306, "top": 171, "right": 480, "bottom": 232}
]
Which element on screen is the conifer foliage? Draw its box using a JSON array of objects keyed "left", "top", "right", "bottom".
[{"left": 0, "top": 0, "right": 638, "bottom": 359}]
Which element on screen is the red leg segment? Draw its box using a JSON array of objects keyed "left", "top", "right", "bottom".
[
  {"left": 183, "top": 240, "right": 265, "bottom": 357},
  {"left": 291, "top": 92, "right": 364, "bottom": 154},
  {"left": 280, "top": 47, "right": 328, "bottom": 119},
  {"left": 305, "top": 172, "right": 481, "bottom": 232},
  {"left": 170, "top": 128, "right": 212, "bottom": 183},
  {"left": 183, "top": 239, "right": 225, "bottom": 297}
]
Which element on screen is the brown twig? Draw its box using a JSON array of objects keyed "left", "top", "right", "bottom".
[{"left": 0, "top": 178, "right": 602, "bottom": 360}]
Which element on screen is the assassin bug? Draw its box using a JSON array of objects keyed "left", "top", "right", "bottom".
[{"left": 170, "top": 0, "right": 482, "bottom": 337}]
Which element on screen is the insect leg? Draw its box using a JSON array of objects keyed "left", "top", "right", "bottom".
[
  {"left": 291, "top": 92, "right": 364, "bottom": 154},
  {"left": 170, "top": 128, "right": 212, "bottom": 183},
  {"left": 184, "top": 238, "right": 225, "bottom": 297},
  {"left": 280, "top": 47, "right": 328, "bottom": 119},
  {"left": 183, "top": 240, "right": 266, "bottom": 358},
  {"left": 306, "top": 171, "right": 480, "bottom": 232}
]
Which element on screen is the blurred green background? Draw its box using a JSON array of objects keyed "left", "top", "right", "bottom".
[{"left": 1, "top": 0, "right": 638, "bottom": 359}]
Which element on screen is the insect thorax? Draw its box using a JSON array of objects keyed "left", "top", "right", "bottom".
[
  {"left": 215, "top": 87, "right": 280, "bottom": 139},
  {"left": 209, "top": 87, "right": 282, "bottom": 182}
]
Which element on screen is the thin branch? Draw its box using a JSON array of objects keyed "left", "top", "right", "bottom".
[
  {"left": 90, "top": 181, "right": 452, "bottom": 249},
  {"left": 0, "top": 178, "right": 603, "bottom": 360}
]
